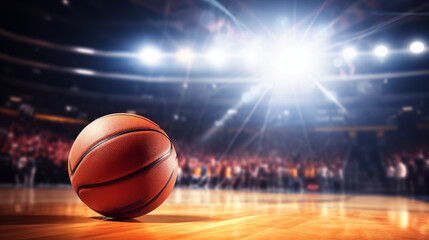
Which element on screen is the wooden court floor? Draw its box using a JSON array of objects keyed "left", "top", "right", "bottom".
[{"left": 0, "top": 188, "right": 428, "bottom": 240}]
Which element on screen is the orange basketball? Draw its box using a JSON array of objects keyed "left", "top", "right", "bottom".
[{"left": 68, "top": 113, "right": 177, "bottom": 219}]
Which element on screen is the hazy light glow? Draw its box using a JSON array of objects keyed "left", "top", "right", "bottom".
[
  {"left": 176, "top": 48, "right": 195, "bottom": 64},
  {"left": 402, "top": 106, "right": 413, "bottom": 111},
  {"left": 342, "top": 47, "right": 357, "bottom": 59},
  {"left": 333, "top": 58, "right": 343, "bottom": 68},
  {"left": 206, "top": 48, "right": 227, "bottom": 66},
  {"left": 274, "top": 45, "right": 316, "bottom": 76},
  {"left": 409, "top": 41, "right": 425, "bottom": 54},
  {"left": 374, "top": 45, "right": 389, "bottom": 57},
  {"left": 241, "top": 44, "right": 261, "bottom": 65},
  {"left": 74, "top": 47, "right": 95, "bottom": 54},
  {"left": 138, "top": 47, "right": 163, "bottom": 65},
  {"left": 227, "top": 109, "right": 237, "bottom": 115},
  {"left": 75, "top": 69, "right": 95, "bottom": 75},
  {"left": 214, "top": 120, "right": 224, "bottom": 127}
]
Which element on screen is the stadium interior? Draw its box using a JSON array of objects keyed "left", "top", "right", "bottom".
[{"left": 0, "top": 0, "right": 429, "bottom": 239}]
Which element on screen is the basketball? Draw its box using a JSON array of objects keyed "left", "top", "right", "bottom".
[
  {"left": 67, "top": 113, "right": 177, "bottom": 219},
  {"left": 3, "top": 1, "right": 429, "bottom": 239}
]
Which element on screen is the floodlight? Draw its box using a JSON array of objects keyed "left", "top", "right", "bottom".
[
  {"left": 138, "top": 47, "right": 162, "bottom": 65},
  {"left": 75, "top": 69, "right": 95, "bottom": 75},
  {"left": 74, "top": 47, "right": 95, "bottom": 54},
  {"left": 207, "top": 48, "right": 227, "bottom": 66},
  {"left": 342, "top": 47, "right": 357, "bottom": 59},
  {"left": 374, "top": 45, "right": 388, "bottom": 57},
  {"left": 176, "top": 48, "right": 195, "bottom": 64},
  {"left": 241, "top": 45, "right": 260, "bottom": 65},
  {"left": 274, "top": 46, "right": 314, "bottom": 75},
  {"left": 409, "top": 41, "right": 425, "bottom": 54},
  {"left": 227, "top": 109, "right": 237, "bottom": 115}
]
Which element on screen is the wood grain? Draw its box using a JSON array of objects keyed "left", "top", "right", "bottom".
[{"left": 0, "top": 188, "right": 428, "bottom": 239}]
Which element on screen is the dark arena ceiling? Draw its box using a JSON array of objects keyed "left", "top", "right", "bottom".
[{"left": 0, "top": 0, "right": 429, "bottom": 127}]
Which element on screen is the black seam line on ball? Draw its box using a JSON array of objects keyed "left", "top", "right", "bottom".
[
  {"left": 76, "top": 143, "right": 173, "bottom": 195},
  {"left": 98, "top": 157, "right": 177, "bottom": 216},
  {"left": 68, "top": 114, "right": 162, "bottom": 175},
  {"left": 70, "top": 128, "right": 170, "bottom": 178},
  {"left": 98, "top": 113, "right": 159, "bottom": 128},
  {"left": 71, "top": 128, "right": 169, "bottom": 177},
  {"left": 68, "top": 154, "right": 72, "bottom": 174}
]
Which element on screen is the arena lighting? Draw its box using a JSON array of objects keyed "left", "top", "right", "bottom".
[
  {"left": 342, "top": 47, "right": 357, "bottom": 60},
  {"left": 241, "top": 85, "right": 261, "bottom": 103},
  {"left": 226, "top": 109, "right": 237, "bottom": 115},
  {"left": 402, "top": 106, "right": 413, "bottom": 111},
  {"left": 273, "top": 46, "right": 315, "bottom": 76},
  {"left": 241, "top": 44, "right": 261, "bottom": 66},
  {"left": 409, "top": 41, "right": 425, "bottom": 54},
  {"left": 74, "top": 47, "right": 95, "bottom": 54},
  {"left": 138, "top": 47, "right": 163, "bottom": 65},
  {"left": 214, "top": 120, "right": 224, "bottom": 127},
  {"left": 333, "top": 58, "right": 343, "bottom": 68},
  {"left": 176, "top": 48, "right": 195, "bottom": 64},
  {"left": 9, "top": 96, "right": 22, "bottom": 102},
  {"left": 206, "top": 48, "right": 227, "bottom": 66},
  {"left": 374, "top": 45, "right": 389, "bottom": 58},
  {"left": 74, "top": 69, "right": 95, "bottom": 75}
]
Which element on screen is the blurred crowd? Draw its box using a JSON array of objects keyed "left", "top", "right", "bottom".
[
  {"left": 1, "top": 115, "right": 429, "bottom": 196},
  {"left": 0, "top": 115, "right": 348, "bottom": 193},
  {"left": 0, "top": 116, "right": 75, "bottom": 185},
  {"left": 383, "top": 133, "right": 429, "bottom": 195},
  {"left": 175, "top": 152, "right": 346, "bottom": 193},
  {"left": 174, "top": 131, "right": 348, "bottom": 193}
]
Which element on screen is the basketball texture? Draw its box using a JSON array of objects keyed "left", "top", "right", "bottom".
[{"left": 68, "top": 113, "right": 177, "bottom": 219}]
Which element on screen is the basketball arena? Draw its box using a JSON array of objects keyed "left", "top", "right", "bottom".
[{"left": 1, "top": 0, "right": 429, "bottom": 239}]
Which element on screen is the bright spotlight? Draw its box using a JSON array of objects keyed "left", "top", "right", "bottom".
[
  {"left": 409, "top": 41, "right": 425, "bottom": 54},
  {"left": 214, "top": 120, "right": 224, "bottom": 127},
  {"left": 274, "top": 46, "right": 315, "bottom": 75},
  {"left": 241, "top": 44, "right": 261, "bottom": 65},
  {"left": 176, "top": 48, "right": 195, "bottom": 64},
  {"left": 226, "top": 109, "right": 237, "bottom": 115},
  {"left": 75, "top": 69, "right": 95, "bottom": 75},
  {"left": 241, "top": 50, "right": 258, "bottom": 65},
  {"left": 342, "top": 47, "right": 357, "bottom": 60},
  {"left": 74, "top": 47, "right": 95, "bottom": 54},
  {"left": 206, "top": 48, "right": 227, "bottom": 66},
  {"left": 374, "top": 45, "right": 389, "bottom": 58},
  {"left": 138, "top": 47, "right": 162, "bottom": 65}
]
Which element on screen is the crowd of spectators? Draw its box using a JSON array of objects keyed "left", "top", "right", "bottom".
[
  {"left": 383, "top": 133, "right": 429, "bottom": 195},
  {"left": 174, "top": 131, "right": 348, "bottom": 192},
  {"left": 2, "top": 114, "right": 428, "bottom": 195},
  {"left": 0, "top": 116, "right": 75, "bottom": 185},
  {"left": 0, "top": 115, "right": 348, "bottom": 193}
]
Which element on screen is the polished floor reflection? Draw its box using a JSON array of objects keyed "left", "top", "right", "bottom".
[{"left": 0, "top": 188, "right": 428, "bottom": 239}]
